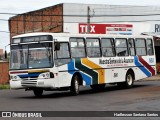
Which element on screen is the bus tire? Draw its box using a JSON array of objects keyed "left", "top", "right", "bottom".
[
  {"left": 90, "top": 84, "right": 106, "bottom": 91},
  {"left": 33, "top": 88, "right": 43, "bottom": 97},
  {"left": 70, "top": 75, "right": 79, "bottom": 96},
  {"left": 117, "top": 71, "right": 134, "bottom": 89},
  {"left": 126, "top": 71, "right": 134, "bottom": 88}
]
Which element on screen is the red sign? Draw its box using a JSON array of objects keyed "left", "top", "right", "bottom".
[
  {"left": 79, "top": 24, "right": 106, "bottom": 34},
  {"left": 79, "top": 23, "right": 133, "bottom": 35}
]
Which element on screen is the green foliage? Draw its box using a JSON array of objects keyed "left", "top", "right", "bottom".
[{"left": 0, "top": 84, "right": 10, "bottom": 89}]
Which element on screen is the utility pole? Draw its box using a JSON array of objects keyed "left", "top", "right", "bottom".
[{"left": 87, "top": 6, "right": 90, "bottom": 34}]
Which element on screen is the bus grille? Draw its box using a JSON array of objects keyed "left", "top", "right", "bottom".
[{"left": 21, "top": 78, "right": 37, "bottom": 86}]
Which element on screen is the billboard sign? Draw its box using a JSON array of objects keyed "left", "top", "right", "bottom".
[{"left": 79, "top": 23, "right": 133, "bottom": 35}]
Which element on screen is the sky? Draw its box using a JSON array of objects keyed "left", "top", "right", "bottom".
[{"left": 1, "top": 0, "right": 160, "bottom": 52}]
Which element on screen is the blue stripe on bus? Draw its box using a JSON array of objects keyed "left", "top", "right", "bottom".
[
  {"left": 18, "top": 73, "right": 41, "bottom": 78},
  {"left": 68, "top": 60, "right": 92, "bottom": 85},
  {"left": 134, "top": 56, "right": 151, "bottom": 77}
]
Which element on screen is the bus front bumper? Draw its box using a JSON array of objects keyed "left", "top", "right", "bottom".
[{"left": 10, "top": 78, "right": 56, "bottom": 89}]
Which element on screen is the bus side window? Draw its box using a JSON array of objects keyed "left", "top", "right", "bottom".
[
  {"left": 135, "top": 38, "right": 147, "bottom": 56},
  {"left": 115, "top": 38, "right": 128, "bottom": 56},
  {"left": 128, "top": 38, "right": 136, "bottom": 56},
  {"left": 146, "top": 39, "right": 154, "bottom": 55},
  {"left": 101, "top": 38, "right": 115, "bottom": 57},
  {"left": 86, "top": 38, "right": 101, "bottom": 57},
  {"left": 55, "top": 42, "right": 71, "bottom": 66},
  {"left": 70, "top": 37, "right": 86, "bottom": 58}
]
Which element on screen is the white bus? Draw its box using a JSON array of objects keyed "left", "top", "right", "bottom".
[{"left": 9, "top": 33, "right": 156, "bottom": 97}]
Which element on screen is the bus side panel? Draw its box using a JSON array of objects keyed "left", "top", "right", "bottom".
[
  {"left": 104, "top": 69, "right": 112, "bottom": 84},
  {"left": 57, "top": 64, "right": 73, "bottom": 87},
  {"left": 66, "top": 55, "right": 156, "bottom": 86},
  {"left": 67, "top": 58, "right": 94, "bottom": 86},
  {"left": 81, "top": 58, "right": 105, "bottom": 85},
  {"left": 99, "top": 56, "right": 135, "bottom": 83},
  {"left": 110, "top": 68, "right": 127, "bottom": 83},
  {"left": 134, "top": 56, "right": 156, "bottom": 81},
  {"left": 67, "top": 58, "right": 107, "bottom": 86}
]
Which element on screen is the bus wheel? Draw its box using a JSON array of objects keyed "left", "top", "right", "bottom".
[
  {"left": 33, "top": 88, "right": 43, "bottom": 97},
  {"left": 117, "top": 71, "right": 134, "bottom": 89},
  {"left": 125, "top": 71, "right": 134, "bottom": 88},
  {"left": 90, "top": 84, "right": 106, "bottom": 91},
  {"left": 70, "top": 75, "right": 79, "bottom": 96}
]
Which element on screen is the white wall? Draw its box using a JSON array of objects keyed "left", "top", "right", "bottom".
[
  {"left": 63, "top": 3, "right": 160, "bottom": 35},
  {"left": 63, "top": 22, "right": 160, "bottom": 35}
]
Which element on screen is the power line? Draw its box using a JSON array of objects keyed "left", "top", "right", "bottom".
[
  {"left": 0, "top": 13, "right": 17, "bottom": 15},
  {"left": 1, "top": 18, "right": 160, "bottom": 23},
  {"left": 0, "top": 19, "right": 8, "bottom": 21},
  {"left": 2, "top": 12, "right": 160, "bottom": 17},
  {"left": 1, "top": 19, "right": 160, "bottom": 34},
  {"left": 0, "top": 16, "right": 159, "bottom": 23},
  {"left": 0, "top": 31, "right": 10, "bottom": 33},
  {"left": 7, "top": 19, "right": 160, "bottom": 23}
]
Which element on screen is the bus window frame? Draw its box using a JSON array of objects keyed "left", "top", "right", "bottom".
[
  {"left": 54, "top": 42, "right": 71, "bottom": 66},
  {"left": 135, "top": 38, "right": 147, "bottom": 56},
  {"left": 146, "top": 38, "right": 154, "bottom": 56},
  {"left": 128, "top": 38, "right": 136, "bottom": 56},
  {"left": 100, "top": 38, "right": 116, "bottom": 57},
  {"left": 69, "top": 37, "right": 87, "bottom": 58},
  {"left": 85, "top": 37, "right": 102, "bottom": 58},
  {"left": 115, "top": 38, "right": 129, "bottom": 57}
]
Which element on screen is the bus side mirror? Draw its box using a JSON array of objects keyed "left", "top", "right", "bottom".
[
  {"left": 4, "top": 50, "right": 7, "bottom": 59},
  {"left": 54, "top": 42, "right": 60, "bottom": 51}
]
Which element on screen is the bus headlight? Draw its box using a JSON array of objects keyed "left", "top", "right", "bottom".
[
  {"left": 10, "top": 75, "right": 19, "bottom": 80},
  {"left": 14, "top": 76, "right": 17, "bottom": 79},
  {"left": 46, "top": 73, "right": 50, "bottom": 78},
  {"left": 39, "top": 72, "right": 50, "bottom": 79},
  {"left": 10, "top": 75, "right": 14, "bottom": 80}
]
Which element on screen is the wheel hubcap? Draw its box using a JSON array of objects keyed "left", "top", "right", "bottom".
[
  {"left": 75, "top": 79, "right": 79, "bottom": 93},
  {"left": 127, "top": 74, "right": 133, "bottom": 85}
]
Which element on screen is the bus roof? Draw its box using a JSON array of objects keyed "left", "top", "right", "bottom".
[{"left": 12, "top": 32, "right": 153, "bottom": 39}]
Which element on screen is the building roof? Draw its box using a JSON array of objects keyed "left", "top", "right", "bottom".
[{"left": 9, "top": 3, "right": 160, "bottom": 20}]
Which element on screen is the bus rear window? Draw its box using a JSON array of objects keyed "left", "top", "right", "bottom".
[
  {"left": 135, "top": 38, "right": 147, "bottom": 56},
  {"left": 146, "top": 39, "right": 154, "bottom": 55}
]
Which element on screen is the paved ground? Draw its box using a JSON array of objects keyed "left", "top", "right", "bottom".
[
  {"left": 1, "top": 77, "right": 160, "bottom": 120},
  {"left": 143, "top": 74, "right": 160, "bottom": 81}
]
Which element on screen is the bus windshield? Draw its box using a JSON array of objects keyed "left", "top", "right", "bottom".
[{"left": 10, "top": 43, "right": 53, "bottom": 70}]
